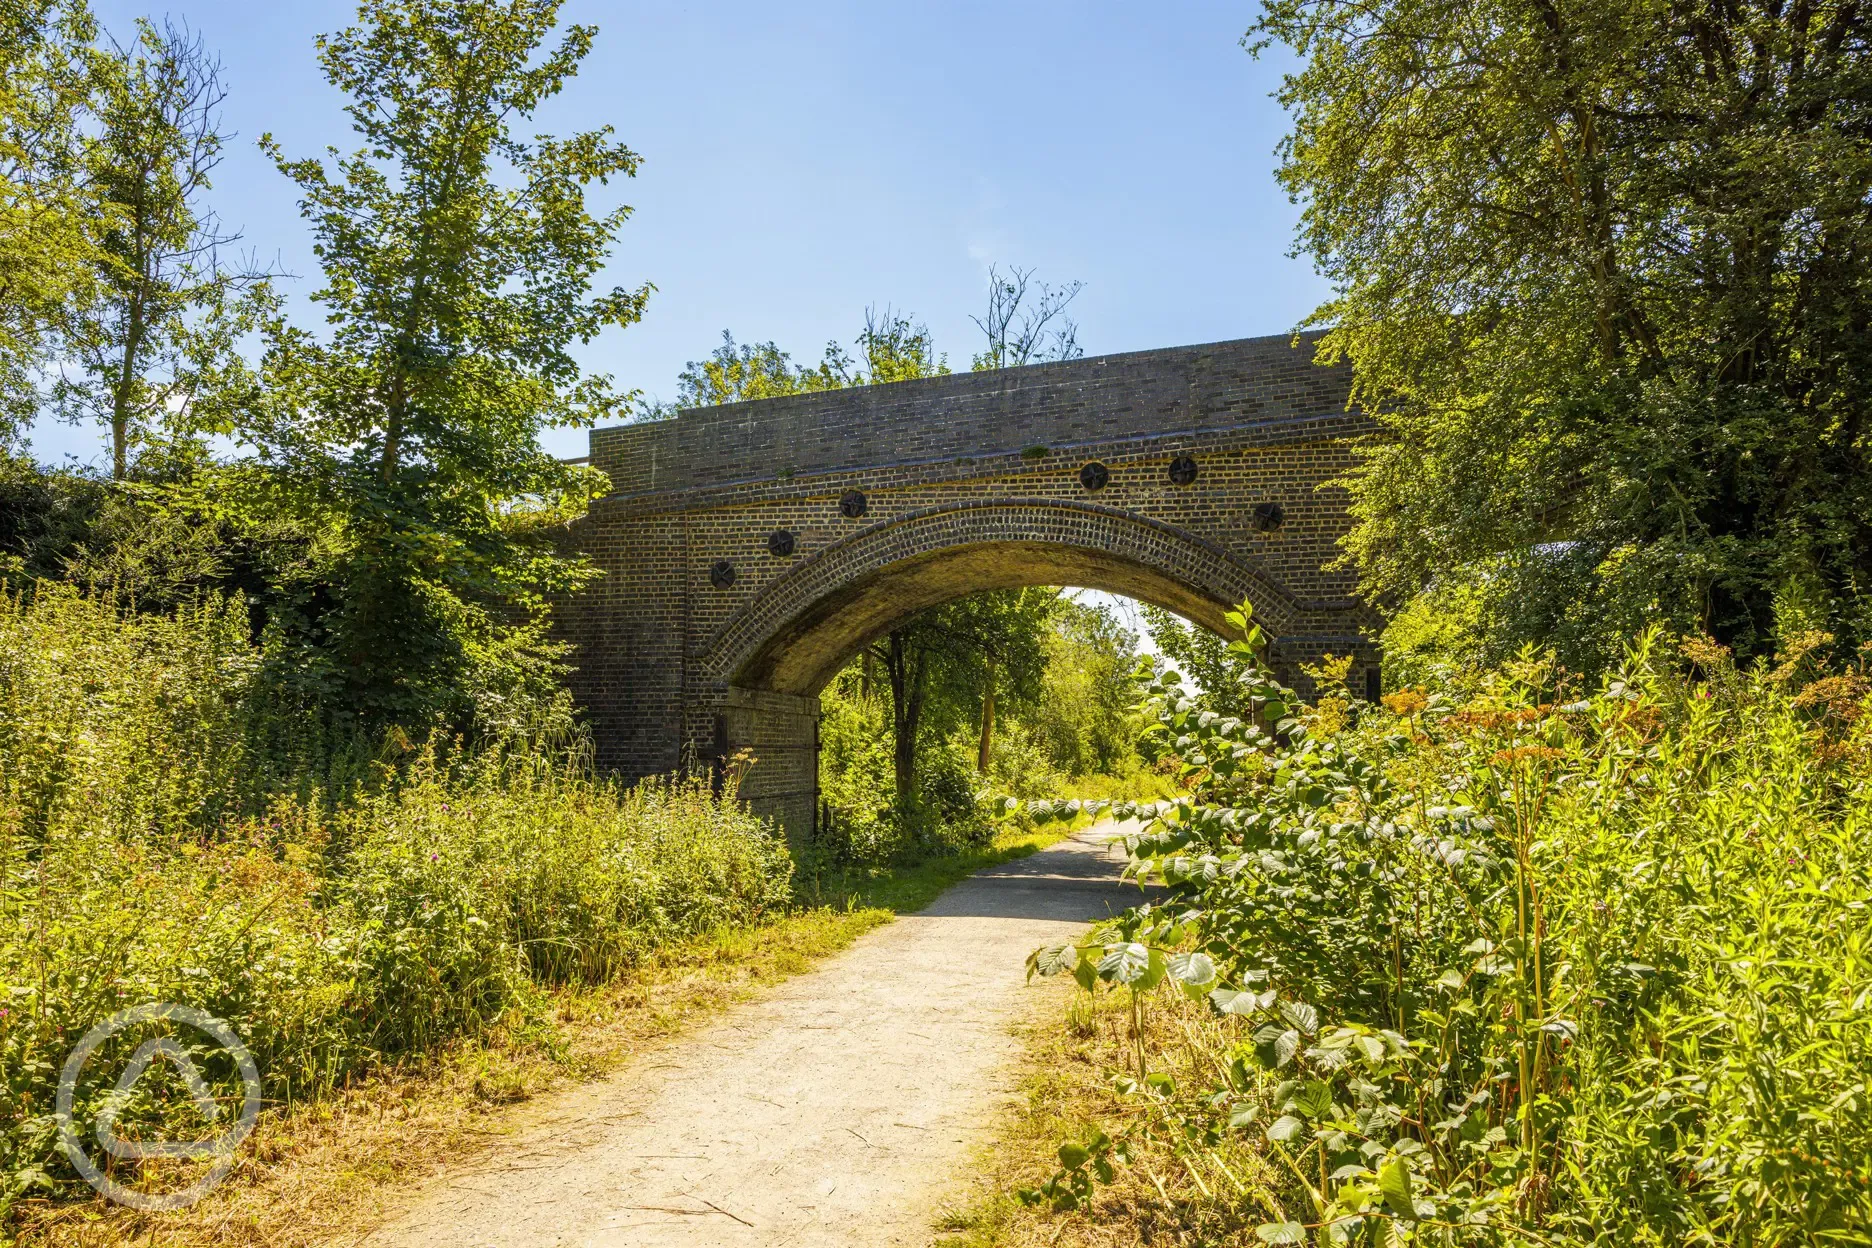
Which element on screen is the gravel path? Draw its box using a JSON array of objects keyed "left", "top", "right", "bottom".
[{"left": 357, "top": 828, "right": 1138, "bottom": 1248}]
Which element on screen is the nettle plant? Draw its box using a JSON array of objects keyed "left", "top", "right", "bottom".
[{"left": 1020, "top": 602, "right": 1638, "bottom": 1244}]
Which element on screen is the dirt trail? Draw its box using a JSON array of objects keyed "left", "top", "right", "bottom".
[{"left": 355, "top": 828, "right": 1138, "bottom": 1247}]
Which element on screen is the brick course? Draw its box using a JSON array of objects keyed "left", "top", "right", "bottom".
[{"left": 560, "top": 332, "right": 1381, "bottom": 839}]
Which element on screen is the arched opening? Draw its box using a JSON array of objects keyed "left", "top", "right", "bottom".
[
  {"left": 705, "top": 499, "right": 1299, "bottom": 696},
  {"left": 704, "top": 500, "right": 1309, "bottom": 842}
]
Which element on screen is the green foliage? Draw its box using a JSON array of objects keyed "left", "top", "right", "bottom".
[
  {"left": 811, "top": 661, "right": 996, "bottom": 868},
  {"left": 675, "top": 308, "right": 948, "bottom": 409},
  {"left": 0, "top": 0, "right": 96, "bottom": 444},
  {"left": 818, "top": 590, "right": 1164, "bottom": 862},
  {"left": 1031, "top": 596, "right": 1148, "bottom": 778},
  {"left": 673, "top": 330, "right": 855, "bottom": 407},
  {"left": 0, "top": 586, "right": 790, "bottom": 1210},
  {"left": 1256, "top": 0, "right": 1872, "bottom": 671},
  {"left": 1028, "top": 603, "right": 1872, "bottom": 1242},
  {"left": 813, "top": 660, "right": 901, "bottom": 864},
  {"left": 252, "top": 0, "right": 647, "bottom": 724},
  {"left": 48, "top": 18, "right": 270, "bottom": 479},
  {"left": 1143, "top": 603, "right": 1261, "bottom": 719}
]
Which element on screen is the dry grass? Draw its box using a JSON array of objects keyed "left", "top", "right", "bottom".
[
  {"left": 932, "top": 983, "right": 1283, "bottom": 1248},
  {"left": 8, "top": 906, "right": 887, "bottom": 1248}
]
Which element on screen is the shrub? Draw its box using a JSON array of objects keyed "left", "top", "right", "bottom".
[
  {"left": 1027, "top": 606, "right": 1872, "bottom": 1244},
  {"left": 0, "top": 587, "right": 791, "bottom": 1211}
]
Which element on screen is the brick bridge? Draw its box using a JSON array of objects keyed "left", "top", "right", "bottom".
[{"left": 561, "top": 332, "right": 1382, "bottom": 837}]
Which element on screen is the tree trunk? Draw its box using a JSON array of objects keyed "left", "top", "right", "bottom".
[
  {"left": 977, "top": 654, "right": 996, "bottom": 772},
  {"left": 883, "top": 630, "right": 923, "bottom": 809},
  {"left": 111, "top": 288, "right": 147, "bottom": 480}
]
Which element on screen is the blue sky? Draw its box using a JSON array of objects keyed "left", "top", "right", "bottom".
[{"left": 27, "top": 0, "right": 1331, "bottom": 468}]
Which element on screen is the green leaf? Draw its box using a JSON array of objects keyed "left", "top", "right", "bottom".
[
  {"left": 1057, "top": 1142, "right": 1091, "bottom": 1170},
  {"left": 1213, "top": 986, "right": 1273, "bottom": 1015},
  {"left": 1257, "top": 1223, "right": 1307, "bottom": 1244},
  {"left": 1266, "top": 1114, "right": 1309, "bottom": 1142},
  {"left": 1168, "top": 951, "right": 1217, "bottom": 986},
  {"left": 1097, "top": 942, "right": 1152, "bottom": 984},
  {"left": 1028, "top": 943, "right": 1077, "bottom": 979},
  {"left": 1378, "top": 1156, "right": 1415, "bottom": 1217},
  {"left": 1281, "top": 1000, "right": 1320, "bottom": 1035}
]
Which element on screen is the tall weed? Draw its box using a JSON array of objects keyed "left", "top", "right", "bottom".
[
  {"left": 1024, "top": 610, "right": 1872, "bottom": 1244},
  {"left": 0, "top": 587, "right": 790, "bottom": 1211}
]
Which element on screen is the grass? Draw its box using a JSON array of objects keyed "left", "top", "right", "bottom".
[
  {"left": 932, "top": 980, "right": 1278, "bottom": 1248},
  {"left": 801, "top": 822, "right": 1075, "bottom": 915},
  {"left": 9, "top": 824, "right": 1073, "bottom": 1247}
]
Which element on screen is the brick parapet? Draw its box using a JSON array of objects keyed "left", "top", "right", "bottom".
[{"left": 590, "top": 332, "right": 1351, "bottom": 496}]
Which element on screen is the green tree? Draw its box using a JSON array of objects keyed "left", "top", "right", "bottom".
[
  {"left": 253, "top": 0, "right": 649, "bottom": 722},
  {"left": 51, "top": 18, "right": 269, "bottom": 479},
  {"left": 1032, "top": 596, "right": 1145, "bottom": 777},
  {"left": 0, "top": 0, "right": 95, "bottom": 445},
  {"left": 674, "top": 306, "right": 946, "bottom": 409},
  {"left": 673, "top": 331, "right": 848, "bottom": 407},
  {"left": 1255, "top": 0, "right": 1872, "bottom": 668},
  {"left": 871, "top": 587, "right": 1055, "bottom": 807}
]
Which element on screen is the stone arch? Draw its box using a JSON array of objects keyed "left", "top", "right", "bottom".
[{"left": 704, "top": 498, "right": 1298, "bottom": 696}]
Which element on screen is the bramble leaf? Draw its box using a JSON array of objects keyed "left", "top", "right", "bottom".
[
  {"left": 1266, "top": 1114, "right": 1309, "bottom": 1142},
  {"left": 1378, "top": 1156, "right": 1415, "bottom": 1217}
]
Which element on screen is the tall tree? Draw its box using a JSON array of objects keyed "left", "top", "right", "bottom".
[
  {"left": 1255, "top": 0, "right": 1872, "bottom": 667},
  {"left": 871, "top": 588, "right": 1054, "bottom": 806},
  {"left": 0, "top": 0, "right": 95, "bottom": 446},
  {"left": 52, "top": 19, "right": 268, "bottom": 478},
  {"left": 255, "top": 0, "right": 649, "bottom": 721}
]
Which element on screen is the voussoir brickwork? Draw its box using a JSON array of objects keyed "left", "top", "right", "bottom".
[{"left": 559, "top": 332, "right": 1382, "bottom": 839}]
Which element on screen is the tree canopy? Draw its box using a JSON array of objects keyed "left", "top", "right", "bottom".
[
  {"left": 1256, "top": 0, "right": 1872, "bottom": 668},
  {"left": 252, "top": 0, "right": 650, "bottom": 720}
]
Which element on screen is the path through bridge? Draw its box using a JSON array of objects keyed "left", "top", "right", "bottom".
[{"left": 358, "top": 829, "right": 1140, "bottom": 1247}]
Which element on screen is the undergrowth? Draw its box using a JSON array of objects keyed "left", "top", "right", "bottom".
[
  {"left": 0, "top": 587, "right": 791, "bottom": 1223},
  {"left": 1010, "top": 606, "right": 1872, "bottom": 1245}
]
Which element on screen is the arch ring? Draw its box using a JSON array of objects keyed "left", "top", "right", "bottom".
[{"left": 702, "top": 497, "right": 1301, "bottom": 694}]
